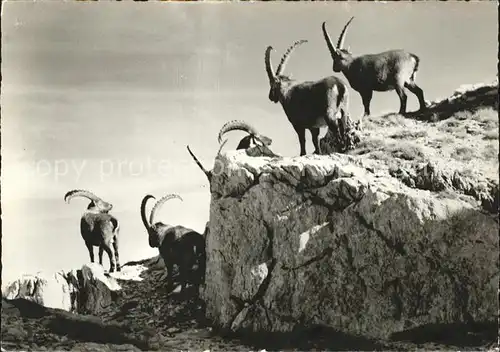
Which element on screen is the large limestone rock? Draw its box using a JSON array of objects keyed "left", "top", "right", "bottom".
[
  {"left": 203, "top": 151, "right": 498, "bottom": 339},
  {"left": 2, "top": 270, "right": 78, "bottom": 312},
  {"left": 3, "top": 263, "right": 147, "bottom": 315}
]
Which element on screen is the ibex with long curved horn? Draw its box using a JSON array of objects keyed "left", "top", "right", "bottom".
[
  {"left": 265, "top": 39, "right": 351, "bottom": 156},
  {"left": 64, "top": 190, "right": 121, "bottom": 273},
  {"left": 322, "top": 17, "right": 426, "bottom": 121},
  {"left": 217, "top": 120, "right": 272, "bottom": 150},
  {"left": 140, "top": 194, "right": 205, "bottom": 294},
  {"left": 217, "top": 119, "right": 280, "bottom": 157}
]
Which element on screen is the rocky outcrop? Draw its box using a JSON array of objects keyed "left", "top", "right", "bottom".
[
  {"left": 320, "top": 80, "right": 498, "bottom": 216},
  {"left": 203, "top": 151, "right": 499, "bottom": 339},
  {"left": 389, "top": 161, "right": 499, "bottom": 214},
  {"left": 2, "top": 263, "right": 147, "bottom": 315}
]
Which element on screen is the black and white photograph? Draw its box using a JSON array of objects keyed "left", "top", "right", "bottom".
[{"left": 1, "top": 1, "right": 498, "bottom": 350}]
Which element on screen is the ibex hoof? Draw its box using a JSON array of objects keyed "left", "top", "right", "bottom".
[{"left": 109, "top": 267, "right": 115, "bottom": 273}]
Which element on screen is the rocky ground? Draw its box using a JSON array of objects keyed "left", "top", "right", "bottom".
[
  {"left": 2, "top": 257, "right": 498, "bottom": 351},
  {"left": 321, "top": 80, "right": 499, "bottom": 215}
]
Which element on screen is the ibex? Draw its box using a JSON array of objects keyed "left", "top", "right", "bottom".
[
  {"left": 140, "top": 194, "right": 205, "bottom": 294},
  {"left": 217, "top": 119, "right": 280, "bottom": 157},
  {"left": 322, "top": 17, "right": 427, "bottom": 120},
  {"left": 64, "top": 190, "right": 121, "bottom": 273},
  {"left": 217, "top": 120, "right": 272, "bottom": 150},
  {"left": 265, "top": 39, "right": 350, "bottom": 156}
]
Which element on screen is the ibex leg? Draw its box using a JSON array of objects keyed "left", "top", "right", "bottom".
[
  {"left": 178, "top": 256, "right": 191, "bottom": 294},
  {"left": 293, "top": 126, "right": 307, "bottom": 156},
  {"left": 165, "top": 259, "right": 175, "bottom": 293},
  {"left": 85, "top": 242, "right": 95, "bottom": 263},
  {"left": 98, "top": 246, "right": 104, "bottom": 265},
  {"left": 310, "top": 128, "right": 321, "bottom": 155},
  {"left": 395, "top": 85, "right": 408, "bottom": 114},
  {"left": 112, "top": 236, "right": 121, "bottom": 272},
  {"left": 360, "top": 90, "right": 373, "bottom": 116},
  {"left": 102, "top": 243, "right": 116, "bottom": 273},
  {"left": 404, "top": 82, "right": 426, "bottom": 111}
]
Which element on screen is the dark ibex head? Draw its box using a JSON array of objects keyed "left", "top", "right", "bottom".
[
  {"left": 149, "top": 193, "right": 183, "bottom": 227},
  {"left": 322, "top": 17, "right": 354, "bottom": 72},
  {"left": 265, "top": 40, "right": 308, "bottom": 103},
  {"left": 64, "top": 189, "right": 113, "bottom": 213},
  {"left": 147, "top": 193, "right": 183, "bottom": 247}
]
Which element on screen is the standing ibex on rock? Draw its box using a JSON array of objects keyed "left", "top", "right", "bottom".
[
  {"left": 64, "top": 190, "right": 121, "bottom": 273},
  {"left": 322, "top": 17, "right": 427, "bottom": 120},
  {"left": 140, "top": 194, "right": 206, "bottom": 294},
  {"left": 265, "top": 39, "right": 351, "bottom": 156}
]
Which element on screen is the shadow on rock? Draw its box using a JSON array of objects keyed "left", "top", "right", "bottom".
[
  {"left": 390, "top": 321, "right": 497, "bottom": 347},
  {"left": 3, "top": 298, "right": 152, "bottom": 350},
  {"left": 46, "top": 311, "right": 149, "bottom": 349},
  {"left": 2, "top": 298, "right": 50, "bottom": 319},
  {"left": 228, "top": 325, "right": 386, "bottom": 351}
]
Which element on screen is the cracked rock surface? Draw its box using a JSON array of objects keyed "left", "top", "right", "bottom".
[{"left": 203, "top": 151, "right": 499, "bottom": 339}]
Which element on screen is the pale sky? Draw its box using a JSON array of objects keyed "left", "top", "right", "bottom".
[{"left": 1, "top": 1, "right": 497, "bottom": 285}]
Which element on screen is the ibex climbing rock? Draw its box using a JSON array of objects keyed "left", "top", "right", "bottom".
[
  {"left": 217, "top": 120, "right": 272, "bottom": 150},
  {"left": 187, "top": 121, "right": 279, "bottom": 183},
  {"left": 217, "top": 120, "right": 280, "bottom": 157},
  {"left": 322, "top": 17, "right": 427, "bottom": 123},
  {"left": 64, "top": 190, "right": 121, "bottom": 273},
  {"left": 140, "top": 194, "right": 206, "bottom": 294},
  {"left": 265, "top": 39, "right": 357, "bottom": 155}
]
